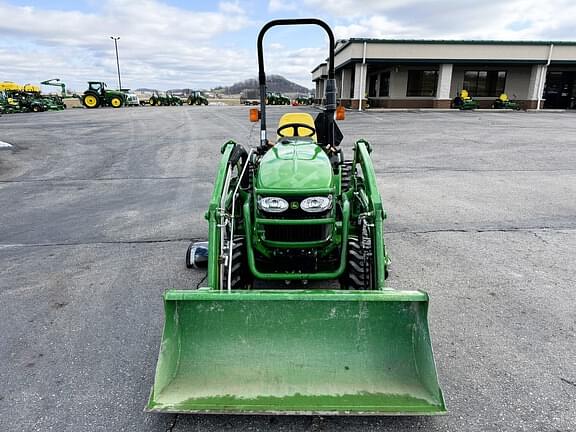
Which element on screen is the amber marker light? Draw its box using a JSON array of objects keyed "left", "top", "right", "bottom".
[{"left": 249, "top": 108, "right": 260, "bottom": 122}]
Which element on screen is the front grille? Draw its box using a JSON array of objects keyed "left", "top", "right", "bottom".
[{"left": 264, "top": 224, "right": 331, "bottom": 242}]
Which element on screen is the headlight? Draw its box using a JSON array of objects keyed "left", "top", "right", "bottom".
[
  {"left": 258, "top": 196, "right": 288, "bottom": 213},
  {"left": 300, "top": 196, "right": 332, "bottom": 213}
]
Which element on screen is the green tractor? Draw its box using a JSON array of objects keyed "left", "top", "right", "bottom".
[
  {"left": 452, "top": 89, "right": 480, "bottom": 110},
  {"left": 147, "top": 19, "right": 445, "bottom": 416},
  {"left": 167, "top": 92, "right": 183, "bottom": 106},
  {"left": 40, "top": 95, "right": 66, "bottom": 110},
  {"left": 11, "top": 92, "right": 45, "bottom": 112},
  {"left": 166, "top": 92, "right": 184, "bottom": 106},
  {"left": 149, "top": 91, "right": 171, "bottom": 106},
  {"left": 492, "top": 93, "right": 522, "bottom": 110},
  {"left": 294, "top": 94, "right": 314, "bottom": 105},
  {"left": 82, "top": 81, "right": 126, "bottom": 108},
  {"left": 23, "top": 84, "right": 64, "bottom": 111},
  {"left": 187, "top": 90, "right": 208, "bottom": 105},
  {"left": 266, "top": 91, "right": 290, "bottom": 105},
  {"left": 0, "top": 91, "right": 24, "bottom": 114}
]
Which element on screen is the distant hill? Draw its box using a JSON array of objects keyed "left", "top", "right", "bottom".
[
  {"left": 134, "top": 76, "right": 313, "bottom": 96},
  {"left": 219, "top": 75, "right": 312, "bottom": 95}
]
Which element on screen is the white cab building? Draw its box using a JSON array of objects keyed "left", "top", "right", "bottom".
[{"left": 312, "top": 39, "right": 576, "bottom": 109}]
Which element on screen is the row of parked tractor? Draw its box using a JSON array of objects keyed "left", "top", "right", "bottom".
[
  {"left": 82, "top": 81, "right": 208, "bottom": 109},
  {"left": 81, "top": 81, "right": 208, "bottom": 108},
  {"left": 240, "top": 90, "right": 314, "bottom": 106},
  {"left": 0, "top": 79, "right": 209, "bottom": 115},
  {"left": 0, "top": 81, "right": 67, "bottom": 114},
  {"left": 452, "top": 89, "right": 522, "bottom": 110}
]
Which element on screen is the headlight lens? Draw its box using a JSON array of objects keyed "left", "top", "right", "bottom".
[
  {"left": 300, "top": 196, "right": 332, "bottom": 213},
  {"left": 258, "top": 196, "right": 288, "bottom": 213}
]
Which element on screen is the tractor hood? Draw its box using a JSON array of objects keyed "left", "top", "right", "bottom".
[{"left": 256, "top": 139, "right": 333, "bottom": 191}]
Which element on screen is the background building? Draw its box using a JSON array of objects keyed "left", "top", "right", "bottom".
[{"left": 312, "top": 40, "right": 576, "bottom": 109}]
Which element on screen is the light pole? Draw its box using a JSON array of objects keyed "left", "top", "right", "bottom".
[{"left": 110, "top": 36, "right": 122, "bottom": 90}]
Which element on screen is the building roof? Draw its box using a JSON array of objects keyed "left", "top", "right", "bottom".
[
  {"left": 339, "top": 37, "right": 576, "bottom": 47},
  {"left": 310, "top": 62, "right": 327, "bottom": 74},
  {"left": 325, "top": 38, "right": 576, "bottom": 71}
]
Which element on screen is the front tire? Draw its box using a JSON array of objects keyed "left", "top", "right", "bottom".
[
  {"left": 340, "top": 161, "right": 354, "bottom": 192},
  {"left": 345, "top": 236, "right": 375, "bottom": 290},
  {"left": 110, "top": 97, "right": 123, "bottom": 108},
  {"left": 222, "top": 237, "right": 252, "bottom": 290},
  {"left": 83, "top": 94, "right": 100, "bottom": 108}
]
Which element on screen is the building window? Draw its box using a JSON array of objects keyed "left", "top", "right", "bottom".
[
  {"left": 379, "top": 71, "right": 390, "bottom": 97},
  {"left": 406, "top": 70, "right": 438, "bottom": 97},
  {"left": 463, "top": 71, "right": 506, "bottom": 97},
  {"left": 350, "top": 69, "right": 355, "bottom": 98},
  {"left": 368, "top": 71, "right": 391, "bottom": 97},
  {"left": 368, "top": 74, "right": 378, "bottom": 97}
]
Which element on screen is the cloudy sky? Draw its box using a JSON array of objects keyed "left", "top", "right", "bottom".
[{"left": 1, "top": 0, "right": 574, "bottom": 92}]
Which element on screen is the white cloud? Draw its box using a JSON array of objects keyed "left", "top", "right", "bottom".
[
  {"left": 0, "top": 0, "right": 255, "bottom": 90},
  {"left": 219, "top": 1, "right": 245, "bottom": 15},
  {"left": 305, "top": 0, "right": 576, "bottom": 40},
  {"left": 304, "top": 0, "right": 427, "bottom": 17},
  {"left": 1, "top": 0, "right": 574, "bottom": 91},
  {"left": 268, "top": 0, "right": 298, "bottom": 12},
  {"left": 334, "top": 16, "right": 421, "bottom": 40},
  {"left": 264, "top": 46, "right": 325, "bottom": 87}
]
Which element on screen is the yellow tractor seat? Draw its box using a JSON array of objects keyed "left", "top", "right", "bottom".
[
  {"left": 276, "top": 112, "right": 317, "bottom": 142},
  {"left": 499, "top": 93, "right": 509, "bottom": 102},
  {"left": 459, "top": 89, "right": 471, "bottom": 100}
]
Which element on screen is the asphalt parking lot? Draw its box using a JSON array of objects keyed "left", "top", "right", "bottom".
[{"left": 1, "top": 106, "right": 575, "bottom": 431}]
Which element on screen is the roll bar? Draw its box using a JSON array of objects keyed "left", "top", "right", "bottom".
[{"left": 257, "top": 18, "right": 336, "bottom": 148}]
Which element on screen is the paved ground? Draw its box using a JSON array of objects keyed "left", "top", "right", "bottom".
[{"left": 0, "top": 106, "right": 575, "bottom": 431}]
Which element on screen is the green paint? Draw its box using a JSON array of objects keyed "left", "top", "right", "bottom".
[
  {"left": 256, "top": 140, "right": 333, "bottom": 191},
  {"left": 149, "top": 19, "right": 446, "bottom": 413},
  {"left": 147, "top": 291, "right": 445, "bottom": 415}
]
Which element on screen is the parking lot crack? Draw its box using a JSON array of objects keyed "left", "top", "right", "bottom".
[
  {"left": 0, "top": 176, "right": 204, "bottom": 184},
  {"left": 195, "top": 274, "right": 208, "bottom": 289},
  {"left": 165, "top": 414, "right": 179, "bottom": 432},
  {"left": 560, "top": 377, "right": 576, "bottom": 388},
  {"left": 0, "top": 237, "right": 203, "bottom": 249},
  {"left": 387, "top": 226, "right": 575, "bottom": 235}
]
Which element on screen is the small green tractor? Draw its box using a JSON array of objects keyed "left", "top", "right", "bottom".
[
  {"left": 0, "top": 91, "right": 24, "bottom": 114},
  {"left": 492, "top": 93, "right": 521, "bottom": 110},
  {"left": 452, "top": 89, "right": 480, "bottom": 110},
  {"left": 167, "top": 92, "right": 183, "bottom": 106},
  {"left": 294, "top": 94, "right": 314, "bottom": 105},
  {"left": 266, "top": 91, "right": 290, "bottom": 105},
  {"left": 82, "top": 81, "right": 126, "bottom": 108},
  {"left": 13, "top": 92, "right": 45, "bottom": 112},
  {"left": 24, "top": 84, "right": 65, "bottom": 111},
  {"left": 149, "top": 91, "right": 175, "bottom": 106},
  {"left": 147, "top": 19, "right": 445, "bottom": 416},
  {"left": 187, "top": 91, "right": 208, "bottom": 105},
  {"left": 1, "top": 85, "right": 49, "bottom": 113},
  {"left": 148, "top": 91, "right": 164, "bottom": 106}
]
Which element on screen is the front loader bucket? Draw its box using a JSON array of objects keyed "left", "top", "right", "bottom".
[{"left": 147, "top": 290, "right": 445, "bottom": 415}]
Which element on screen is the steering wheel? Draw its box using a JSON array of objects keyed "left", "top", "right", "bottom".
[{"left": 277, "top": 122, "right": 316, "bottom": 138}]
